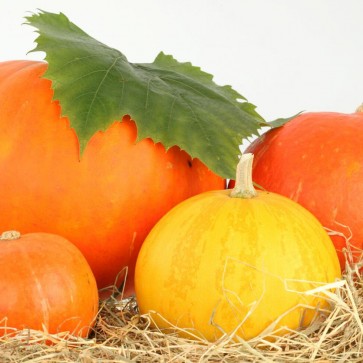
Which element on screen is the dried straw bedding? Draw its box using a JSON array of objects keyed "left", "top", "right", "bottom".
[{"left": 0, "top": 235, "right": 362, "bottom": 363}]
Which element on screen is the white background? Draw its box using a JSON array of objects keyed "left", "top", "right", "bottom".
[{"left": 1, "top": 0, "right": 363, "bottom": 123}]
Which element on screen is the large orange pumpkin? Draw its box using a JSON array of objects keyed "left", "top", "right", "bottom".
[
  {"left": 0, "top": 231, "right": 98, "bottom": 337},
  {"left": 245, "top": 111, "right": 363, "bottom": 270},
  {"left": 0, "top": 60, "right": 224, "bottom": 296}
]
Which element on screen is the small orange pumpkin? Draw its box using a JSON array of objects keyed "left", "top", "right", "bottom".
[{"left": 0, "top": 231, "right": 99, "bottom": 337}]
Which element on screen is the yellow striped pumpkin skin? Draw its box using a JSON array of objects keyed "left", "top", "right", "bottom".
[{"left": 135, "top": 189, "right": 341, "bottom": 341}]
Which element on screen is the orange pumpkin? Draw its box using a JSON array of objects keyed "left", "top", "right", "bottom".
[
  {"left": 0, "top": 231, "right": 98, "bottom": 337},
  {"left": 0, "top": 60, "right": 224, "bottom": 296},
  {"left": 245, "top": 111, "right": 363, "bottom": 270}
]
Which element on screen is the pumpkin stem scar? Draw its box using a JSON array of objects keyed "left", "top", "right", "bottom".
[
  {"left": 230, "top": 153, "right": 257, "bottom": 199},
  {"left": 0, "top": 230, "right": 21, "bottom": 240}
]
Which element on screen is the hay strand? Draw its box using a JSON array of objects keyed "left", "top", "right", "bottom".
[{"left": 1, "top": 245, "right": 362, "bottom": 362}]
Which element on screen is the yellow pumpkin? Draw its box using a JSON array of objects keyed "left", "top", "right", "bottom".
[{"left": 135, "top": 153, "right": 341, "bottom": 341}]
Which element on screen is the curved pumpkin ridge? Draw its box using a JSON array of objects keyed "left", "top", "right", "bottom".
[{"left": 0, "top": 60, "right": 225, "bottom": 296}]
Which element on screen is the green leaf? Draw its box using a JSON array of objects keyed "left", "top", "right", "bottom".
[
  {"left": 25, "top": 10, "right": 281, "bottom": 179},
  {"left": 259, "top": 112, "right": 302, "bottom": 128}
]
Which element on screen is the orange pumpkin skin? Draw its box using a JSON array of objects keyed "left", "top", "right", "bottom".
[
  {"left": 0, "top": 232, "right": 99, "bottom": 337},
  {"left": 246, "top": 112, "right": 363, "bottom": 269},
  {"left": 0, "top": 60, "right": 225, "bottom": 296}
]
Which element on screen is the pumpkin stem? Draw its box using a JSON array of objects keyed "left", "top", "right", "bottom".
[
  {"left": 230, "top": 153, "right": 257, "bottom": 199},
  {"left": 356, "top": 104, "right": 363, "bottom": 113},
  {"left": 0, "top": 231, "right": 21, "bottom": 240}
]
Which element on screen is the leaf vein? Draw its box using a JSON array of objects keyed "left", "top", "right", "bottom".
[{"left": 84, "top": 56, "right": 123, "bottom": 127}]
